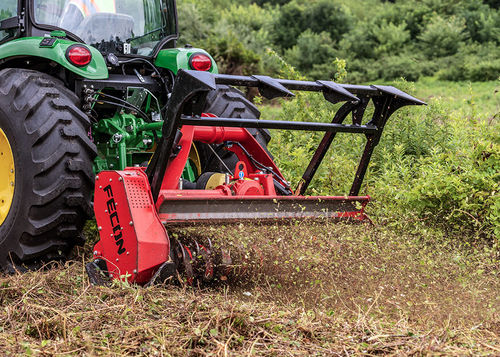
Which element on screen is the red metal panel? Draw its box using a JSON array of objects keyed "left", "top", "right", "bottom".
[
  {"left": 160, "top": 125, "right": 195, "bottom": 190},
  {"left": 156, "top": 190, "right": 369, "bottom": 224},
  {"left": 93, "top": 169, "right": 169, "bottom": 284}
]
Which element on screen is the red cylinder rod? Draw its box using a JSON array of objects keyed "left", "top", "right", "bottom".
[{"left": 192, "top": 126, "right": 248, "bottom": 144}]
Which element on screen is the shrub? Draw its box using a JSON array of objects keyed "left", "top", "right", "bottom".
[
  {"left": 371, "top": 20, "right": 411, "bottom": 55},
  {"left": 273, "top": 0, "right": 352, "bottom": 49},
  {"left": 304, "top": 0, "right": 353, "bottom": 44},
  {"left": 437, "top": 42, "right": 500, "bottom": 81},
  {"left": 204, "top": 32, "right": 260, "bottom": 75},
  {"left": 418, "top": 15, "right": 466, "bottom": 58},
  {"left": 272, "top": 1, "right": 305, "bottom": 49},
  {"left": 285, "top": 30, "right": 336, "bottom": 76}
]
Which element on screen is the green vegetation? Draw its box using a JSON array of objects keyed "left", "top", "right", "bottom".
[
  {"left": 178, "top": 0, "right": 500, "bottom": 82},
  {"left": 265, "top": 77, "right": 499, "bottom": 242}
]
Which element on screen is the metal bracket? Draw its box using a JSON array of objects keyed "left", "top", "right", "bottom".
[
  {"left": 317, "top": 80, "right": 359, "bottom": 104},
  {"left": 252, "top": 75, "right": 295, "bottom": 99},
  {"left": 371, "top": 85, "right": 427, "bottom": 106},
  {"left": 150, "top": 71, "right": 426, "bottom": 201},
  {"left": 0, "top": 16, "right": 21, "bottom": 31}
]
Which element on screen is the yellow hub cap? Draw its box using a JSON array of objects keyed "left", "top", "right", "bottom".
[{"left": 0, "top": 128, "right": 15, "bottom": 225}]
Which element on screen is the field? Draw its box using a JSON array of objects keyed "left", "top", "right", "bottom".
[{"left": 0, "top": 80, "right": 499, "bottom": 355}]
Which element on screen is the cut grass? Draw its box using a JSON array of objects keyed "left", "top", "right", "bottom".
[{"left": 1, "top": 222, "right": 498, "bottom": 355}]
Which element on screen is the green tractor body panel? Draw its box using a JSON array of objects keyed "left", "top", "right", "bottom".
[
  {"left": 0, "top": 37, "right": 108, "bottom": 79},
  {"left": 92, "top": 112, "right": 196, "bottom": 182},
  {"left": 92, "top": 113, "right": 161, "bottom": 172},
  {"left": 155, "top": 48, "right": 218, "bottom": 75}
]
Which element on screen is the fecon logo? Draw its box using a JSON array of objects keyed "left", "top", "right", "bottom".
[{"left": 103, "top": 185, "right": 126, "bottom": 255}]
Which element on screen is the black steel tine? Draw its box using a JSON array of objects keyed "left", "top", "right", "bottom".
[
  {"left": 252, "top": 75, "right": 295, "bottom": 99},
  {"left": 317, "top": 80, "right": 359, "bottom": 104}
]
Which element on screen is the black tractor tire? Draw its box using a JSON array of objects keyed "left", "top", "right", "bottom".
[
  {"left": 199, "top": 85, "right": 272, "bottom": 173},
  {"left": 0, "top": 68, "right": 97, "bottom": 272}
]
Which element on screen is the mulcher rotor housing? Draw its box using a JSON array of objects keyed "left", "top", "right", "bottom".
[{"left": 0, "top": 0, "right": 424, "bottom": 281}]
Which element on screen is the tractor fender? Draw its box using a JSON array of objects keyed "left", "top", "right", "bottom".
[
  {"left": 155, "top": 47, "right": 218, "bottom": 75},
  {"left": 0, "top": 37, "right": 108, "bottom": 80}
]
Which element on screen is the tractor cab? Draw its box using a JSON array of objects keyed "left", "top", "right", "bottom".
[{"left": 1, "top": 0, "right": 178, "bottom": 56}]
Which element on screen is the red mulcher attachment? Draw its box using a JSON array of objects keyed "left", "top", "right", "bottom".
[{"left": 87, "top": 70, "right": 424, "bottom": 286}]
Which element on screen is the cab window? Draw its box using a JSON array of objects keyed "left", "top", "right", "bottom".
[{"left": 0, "top": 0, "right": 17, "bottom": 41}]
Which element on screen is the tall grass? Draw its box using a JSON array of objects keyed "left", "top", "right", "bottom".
[{"left": 263, "top": 71, "right": 499, "bottom": 241}]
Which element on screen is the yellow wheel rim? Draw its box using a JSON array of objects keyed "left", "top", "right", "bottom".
[
  {"left": 0, "top": 128, "right": 15, "bottom": 225},
  {"left": 189, "top": 144, "right": 202, "bottom": 177}
]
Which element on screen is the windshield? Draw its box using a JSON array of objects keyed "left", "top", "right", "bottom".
[{"left": 33, "top": 0, "right": 177, "bottom": 56}]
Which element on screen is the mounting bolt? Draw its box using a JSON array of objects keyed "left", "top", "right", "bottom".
[
  {"left": 10, "top": 169, "right": 14, "bottom": 173},
  {"left": 133, "top": 269, "right": 137, "bottom": 274},
  {"left": 105, "top": 209, "right": 108, "bottom": 213},
  {"left": 116, "top": 258, "right": 119, "bottom": 262},
  {"left": 93, "top": 251, "right": 97, "bottom": 255},
  {"left": 129, "top": 221, "right": 134, "bottom": 226},
  {"left": 109, "top": 178, "right": 112, "bottom": 182},
  {"left": 112, "top": 133, "right": 123, "bottom": 143},
  {"left": 118, "top": 177, "right": 123, "bottom": 181},
  {"left": 96, "top": 176, "right": 99, "bottom": 180},
  {"left": 98, "top": 226, "right": 102, "bottom": 231},
  {"left": 99, "top": 186, "right": 102, "bottom": 189},
  {"left": 126, "top": 252, "right": 130, "bottom": 255}
]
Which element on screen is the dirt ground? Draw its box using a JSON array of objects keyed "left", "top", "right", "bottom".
[{"left": 1, "top": 222, "right": 499, "bottom": 355}]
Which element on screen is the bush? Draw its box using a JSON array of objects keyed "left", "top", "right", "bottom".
[
  {"left": 418, "top": 15, "right": 466, "bottom": 58},
  {"left": 177, "top": 2, "right": 211, "bottom": 46},
  {"left": 460, "top": 1, "right": 500, "bottom": 43},
  {"left": 437, "top": 42, "right": 500, "bottom": 81},
  {"left": 204, "top": 32, "right": 260, "bottom": 75},
  {"left": 273, "top": 0, "right": 352, "bottom": 49},
  {"left": 371, "top": 20, "right": 411, "bottom": 55},
  {"left": 272, "top": 1, "right": 305, "bottom": 49},
  {"left": 285, "top": 30, "right": 336, "bottom": 76},
  {"left": 303, "top": 0, "right": 353, "bottom": 44},
  {"left": 177, "top": 0, "right": 500, "bottom": 83}
]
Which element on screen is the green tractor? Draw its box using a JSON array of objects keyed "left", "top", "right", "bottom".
[{"left": 0, "top": 0, "right": 271, "bottom": 271}]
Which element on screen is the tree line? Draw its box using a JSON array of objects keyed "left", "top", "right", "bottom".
[{"left": 178, "top": 0, "right": 500, "bottom": 82}]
